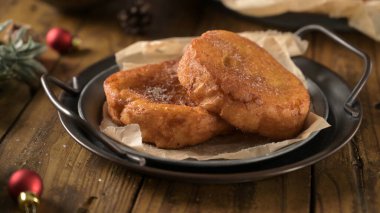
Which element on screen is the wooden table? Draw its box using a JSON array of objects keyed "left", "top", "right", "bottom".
[{"left": 1, "top": 0, "right": 379, "bottom": 212}]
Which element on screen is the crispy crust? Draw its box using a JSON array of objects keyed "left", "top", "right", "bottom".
[
  {"left": 103, "top": 60, "right": 231, "bottom": 149},
  {"left": 178, "top": 30, "right": 310, "bottom": 139}
]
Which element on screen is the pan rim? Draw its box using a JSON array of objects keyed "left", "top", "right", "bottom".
[
  {"left": 57, "top": 56, "right": 362, "bottom": 182},
  {"left": 76, "top": 58, "right": 329, "bottom": 168}
]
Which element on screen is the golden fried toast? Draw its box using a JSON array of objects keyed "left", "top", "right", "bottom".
[
  {"left": 178, "top": 30, "right": 310, "bottom": 139},
  {"left": 104, "top": 60, "right": 231, "bottom": 149}
]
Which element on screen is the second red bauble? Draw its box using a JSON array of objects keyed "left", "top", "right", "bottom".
[{"left": 46, "top": 27, "right": 79, "bottom": 54}]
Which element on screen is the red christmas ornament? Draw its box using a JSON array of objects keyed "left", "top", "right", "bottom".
[
  {"left": 8, "top": 169, "right": 43, "bottom": 212},
  {"left": 46, "top": 27, "right": 80, "bottom": 54},
  {"left": 8, "top": 169, "right": 43, "bottom": 199}
]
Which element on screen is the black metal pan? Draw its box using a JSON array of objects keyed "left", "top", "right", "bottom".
[
  {"left": 215, "top": 0, "right": 352, "bottom": 32},
  {"left": 229, "top": 12, "right": 352, "bottom": 32},
  {"left": 41, "top": 25, "right": 371, "bottom": 182}
]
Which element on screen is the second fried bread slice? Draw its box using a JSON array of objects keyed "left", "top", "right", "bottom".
[
  {"left": 104, "top": 60, "right": 231, "bottom": 149},
  {"left": 178, "top": 30, "right": 310, "bottom": 139}
]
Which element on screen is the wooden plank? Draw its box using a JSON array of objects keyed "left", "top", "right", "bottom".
[
  {"left": 312, "top": 32, "right": 380, "bottom": 213},
  {"left": 0, "top": 81, "right": 31, "bottom": 139},
  {"left": 0, "top": 0, "right": 203, "bottom": 212},
  {"left": 132, "top": 168, "right": 311, "bottom": 213},
  {"left": 132, "top": 2, "right": 313, "bottom": 213},
  {"left": 349, "top": 34, "right": 380, "bottom": 212},
  {"left": 0, "top": 0, "right": 60, "bottom": 140},
  {"left": 0, "top": 1, "right": 143, "bottom": 212},
  {"left": 0, "top": 90, "right": 143, "bottom": 212}
]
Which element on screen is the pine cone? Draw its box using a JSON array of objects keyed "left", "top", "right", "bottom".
[{"left": 117, "top": 0, "right": 152, "bottom": 34}]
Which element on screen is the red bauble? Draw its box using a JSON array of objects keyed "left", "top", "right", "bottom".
[
  {"left": 46, "top": 27, "right": 77, "bottom": 54},
  {"left": 8, "top": 169, "right": 43, "bottom": 200}
]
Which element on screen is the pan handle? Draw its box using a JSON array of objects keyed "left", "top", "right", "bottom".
[
  {"left": 295, "top": 25, "right": 372, "bottom": 117},
  {"left": 41, "top": 74, "right": 146, "bottom": 166}
]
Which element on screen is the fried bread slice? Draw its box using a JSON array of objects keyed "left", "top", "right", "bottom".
[
  {"left": 104, "top": 60, "right": 231, "bottom": 149},
  {"left": 178, "top": 30, "right": 310, "bottom": 139}
]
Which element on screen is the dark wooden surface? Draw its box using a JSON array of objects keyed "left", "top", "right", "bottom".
[{"left": 0, "top": 0, "right": 379, "bottom": 212}]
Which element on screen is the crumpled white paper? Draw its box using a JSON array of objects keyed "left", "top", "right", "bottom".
[
  {"left": 221, "top": 0, "right": 380, "bottom": 41},
  {"left": 100, "top": 31, "right": 330, "bottom": 161}
]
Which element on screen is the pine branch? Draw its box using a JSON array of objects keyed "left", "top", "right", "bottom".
[{"left": 0, "top": 19, "right": 46, "bottom": 89}]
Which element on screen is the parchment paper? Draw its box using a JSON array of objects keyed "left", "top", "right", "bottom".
[
  {"left": 100, "top": 31, "right": 330, "bottom": 161},
  {"left": 221, "top": 0, "right": 380, "bottom": 42}
]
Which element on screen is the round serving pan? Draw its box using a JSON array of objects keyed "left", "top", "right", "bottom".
[
  {"left": 41, "top": 25, "right": 371, "bottom": 182},
  {"left": 41, "top": 57, "right": 328, "bottom": 171},
  {"left": 41, "top": 28, "right": 329, "bottom": 170},
  {"left": 45, "top": 56, "right": 367, "bottom": 182},
  {"left": 75, "top": 63, "right": 327, "bottom": 168}
]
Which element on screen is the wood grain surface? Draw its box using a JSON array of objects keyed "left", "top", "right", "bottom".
[{"left": 0, "top": 0, "right": 379, "bottom": 212}]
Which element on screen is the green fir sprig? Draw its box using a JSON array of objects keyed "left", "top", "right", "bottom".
[{"left": 0, "top": 20, "right": 46, "bottom": 89}]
